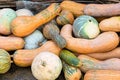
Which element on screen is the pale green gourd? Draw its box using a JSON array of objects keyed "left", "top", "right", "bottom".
[
  {"left": 16, "top": 8, "right": 33, "bottom": 16},
  {"left": 0, "top": 8, "right": 16, "bottom": 35},
  {"left": 24, "top": 30, "right": 45, "bottom": 49}
]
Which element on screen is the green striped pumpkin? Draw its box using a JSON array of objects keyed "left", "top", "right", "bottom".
[{"left": 73, "top": 15, "right": 100, "bottom": 39}]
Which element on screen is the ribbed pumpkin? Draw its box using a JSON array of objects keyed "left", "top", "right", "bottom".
[
  {"left": 0, "top": 49, "right": 11, "bottom": 74},
  {"left": 56, "top": 10, "right": 74, "bottom": 25}
]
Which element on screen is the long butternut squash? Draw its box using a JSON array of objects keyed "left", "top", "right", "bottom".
[
  {"left": 84, "top": 3, "right": 120, "bottom": 17},
  {"left": 0, "top": 36, "right": 24, "bottom": 51},
  {"left": 13, "top": 41, "right": 61, "bottom": 67},
  {"left": 60, "top": 24, "right": 119, "bottom": 53},
  {"left": 86, "top": 47, "right": 120, "bottom": 60},
  {"left": 11, "top": 3, "right": 61, "bottom": 37},
  {"left": 84, "top": 70, "right": 120, "bottom": 80}
]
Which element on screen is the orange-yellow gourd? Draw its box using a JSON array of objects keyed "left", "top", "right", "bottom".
[
  {"left": 11, "top": 3, "right": 61, "bottom": 37},
  {"left": 0, "top": 36, "right": 24, "bottom": 51},
  {"left": 99, "top": 16, "right": 120, "bottom": 32},
  {"left": 13, "top": 41, "right": 61, "bottom": 67},
  {"left": 84, "top": 70, "right": 120, "bottom": 80}
]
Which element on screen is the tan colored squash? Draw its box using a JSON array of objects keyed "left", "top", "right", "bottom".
[
  {"left": 60, "top": 1, "right": 86, "bottom": 17},
  {"left": 11, "top": 3, "right": 61, "bottom": 37},
  {"left": 84, "top": 3, "right": 120, "bottom": 17},
  {"left": 13, "top": 41, "right": 61, "bottom": 67},
  {"left": 86, "top": 47, "right": 120, "bottom": 60},
  {"left": 99, "top": 16, "right": 120, "bottom": 32},
  {"left": 60, "top": 24, "right": 119, "bottom": 53},
  {"left": 0, "top": 36, "right": 24, "bottom": 51},
  {"left": 84, "top": 70, "right": 120, "bottom": 80}
]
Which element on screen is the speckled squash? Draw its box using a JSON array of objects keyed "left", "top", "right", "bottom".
[
  {"left": 60, "top": 49, "right": 82, "bottom": 67},
  {"left": 78, "top": 55, "right": 120, "bottom": 73},
  {"left": 31, "top": 51, "right": 62, "bottom": 80},
  {"left": 62, "top": 61, "right": 81, "bottom": 80},
  {"left": 43, "top": 22, "right": 66, "bottom": 48},
  {"left": 0, "top": 49, "right": 11, "bottom": 74},
  {"left": 73, "top": 15, "right": 100, "bottom": 39},
  {"left": 0, "top": 8, "right": 16, "bottom": 35},
  {"left": 56, "top": 10, "right": 74, "bottom": 25}
]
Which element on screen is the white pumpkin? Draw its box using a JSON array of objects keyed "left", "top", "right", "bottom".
[
  {"left": 24, "top": 30, "right": 45, "bottom": 49},
  {"left": 31, "top": 52, "right": 62, "bottom": 80},
  {"left": 16, "top": 8, "right": 33, "bottom": 16}
]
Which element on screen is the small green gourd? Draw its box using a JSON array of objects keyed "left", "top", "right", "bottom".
[
  {"left": 62, "top": 61, "right": 81, "bottom": 80},
  {"left": 73, "top": 15, "right": 100, "bottom": 39},
  {"left": 0, "top": 49, "right": 11, "bottom": 74},
  {"left": 60, "top": 49, "right": 82, "bottom": 67}
]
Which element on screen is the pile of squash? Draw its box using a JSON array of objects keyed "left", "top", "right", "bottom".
[{"left": 0, "top": 0, "right": 120, "bottom": 80}]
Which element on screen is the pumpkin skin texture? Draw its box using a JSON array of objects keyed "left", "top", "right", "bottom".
[
  {"left": 56, "top": 10, "right": 74, "bottom": 25},
  {"left": 16, "top": 8, "right": 33, "bottom": 16},
  {"left": 31, "top": 51, "right": 62, "bottom": 80},
  {"left": 0, "top": 49, "right": 11, "bottom": 74},
  {"left": 0, "top": 8, "right": 16, "bottom": 35},
  {"left": 73, "top": 15, "right": 100, "bottom": 39},
  {"left": 24, "top": 30, "right": 45, "bottom": 49}
]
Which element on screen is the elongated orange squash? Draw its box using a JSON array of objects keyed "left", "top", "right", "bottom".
[
  {"left": 99, "top": 16, "right": 120, "bottom": 32},
  {"left": 0, "top": 36, "right": 24, "bottom": 51},
  {"left": 60, "top": 24, "right": 119, "bottom": 53},
  {"left": 84, "top": 3, "right": 120, "bottom": 17},
  {"left": 13, "top": 41, "right": 61, "bottom": 67},
  {"left": 11, "top": 3, "right": 61, "bottom": 37},
  {"left": 84, "top": 70, "right": 120, "bottom": 80},
  {"left": 86, "top": 47, "right": 120, "bottom": 60}
]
